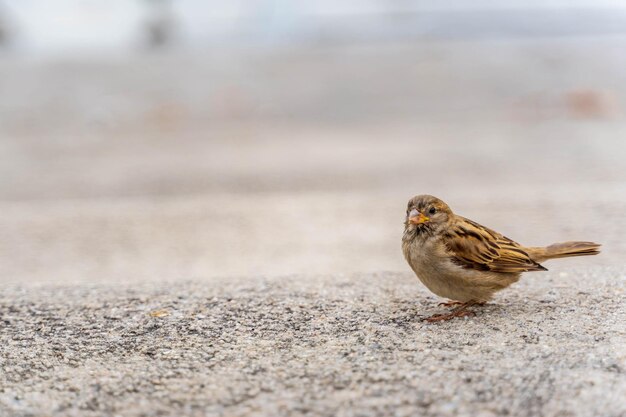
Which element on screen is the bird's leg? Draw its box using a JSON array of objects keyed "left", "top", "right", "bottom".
[{"left": 424, "top": 301, "right": 482, "bottom": 323}]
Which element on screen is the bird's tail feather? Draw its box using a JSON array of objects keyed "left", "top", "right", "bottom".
[{"left": 526, "top": 241, "right": 601, "bottom": 263}]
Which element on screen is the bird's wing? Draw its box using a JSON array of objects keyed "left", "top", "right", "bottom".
[{"left": 443, "top": 217, "right": 547, "bottom": 273}]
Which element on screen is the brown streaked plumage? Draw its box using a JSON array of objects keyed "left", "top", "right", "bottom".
[{"left": 401, "top": 195, "right": 601, "bottom": 322}]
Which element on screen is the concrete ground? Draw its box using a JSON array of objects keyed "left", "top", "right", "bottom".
[
  {"left": 1, "top": 270, "right": 625, "bottom": 417},
  {"left": 1, "top": 39, "right": 626, "bottom": 416}
]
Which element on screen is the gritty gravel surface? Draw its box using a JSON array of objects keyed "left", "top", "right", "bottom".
[{"left": 1, "top": 269, "right": 624, "bottom": 417}]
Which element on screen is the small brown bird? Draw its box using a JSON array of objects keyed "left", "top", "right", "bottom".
[{"left": 402, "top": 195, "right": 600, "bottom": 322}]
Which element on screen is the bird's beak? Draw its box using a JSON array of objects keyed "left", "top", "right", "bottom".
[{"left": 408, "top": 209, "right": 429, "bottom": 225}]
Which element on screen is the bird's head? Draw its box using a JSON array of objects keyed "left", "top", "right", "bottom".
[{"left": 404, "top": 195, "right": 453, "bottom": 237}]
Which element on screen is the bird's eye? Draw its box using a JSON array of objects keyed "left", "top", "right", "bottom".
[{"left": 428, "top": 207, "right": 437, "bottom": 215}]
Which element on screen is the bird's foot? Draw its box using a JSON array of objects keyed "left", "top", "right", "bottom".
[
  {"left": 438, "top": 300, "right": 465, "bottom": 308},
  {"left": 438, "top": 300, "right": 486, "bottom": 308},
  {"left": 424, "top": 300, "right": 485, "bottom": 322},
  {"left": 423, "top": 310, "right": 476, "bottom": 323}
]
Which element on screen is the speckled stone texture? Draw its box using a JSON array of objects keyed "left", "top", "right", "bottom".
[{"left": 1, "top": 269, "right": 624, "bottom": 417}]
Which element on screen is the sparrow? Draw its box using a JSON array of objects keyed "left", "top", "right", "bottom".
[{"left": 401, "top": 195, "right": 600, "bottom": 322}]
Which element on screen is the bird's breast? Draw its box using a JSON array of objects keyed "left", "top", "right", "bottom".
[{"left": 403, "top": 237, "right": 486, "bottom": 302}]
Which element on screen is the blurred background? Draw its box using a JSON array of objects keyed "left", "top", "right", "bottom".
[{"left": 0, "top": 0, "right": 625, "bottom": 284}]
